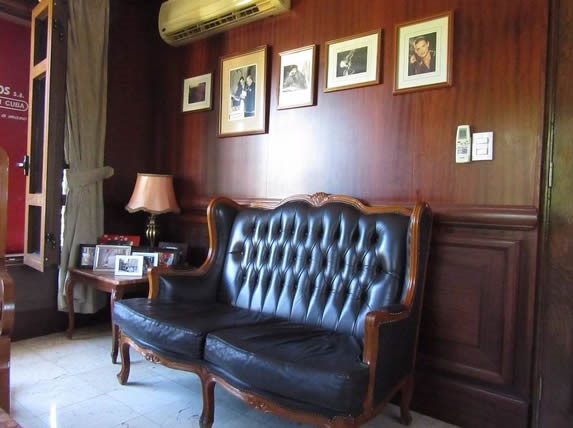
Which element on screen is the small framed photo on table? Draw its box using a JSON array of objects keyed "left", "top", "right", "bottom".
[
  {"left": 93, "top": 245, "right": 131, "bottom": 272},
  {"left": 114, "top": 255, "right": 144, "bottom": 277},
  {"left": 219, "top": 45, "right": 268, "bottom": 137},
  {"left": 182, "top": 72, "right": 213, "bottom": 112},
  {"left": 324, "top": 30, "right": 381, "bottom": 92},
  {"left": 157, "top": 248, "right": 179, "bottom": 267},
  {"left": 158, "top": 242, "right": 189, "bottom": 265},
  {"left": 78, "top": 244, "right": 96, "bottom": 269},
  {"left": 277, "top": 45, "right": 317, "bottom": 109},
  {"left": 132, "top": 251, "right": 159, "bottom": 274},
  {"left": 394, "top": 11, "right": 453, "bottom": 94}
]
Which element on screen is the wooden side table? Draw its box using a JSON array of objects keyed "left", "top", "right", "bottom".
[{"left": 65, "top": 267, "right": 149, "bottom": 363}]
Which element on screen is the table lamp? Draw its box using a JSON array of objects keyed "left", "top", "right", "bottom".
[{"left": 125, "top": 173, "right": 180, "bottom": 247}]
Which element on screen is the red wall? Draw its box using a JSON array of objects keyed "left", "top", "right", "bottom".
[{"left": 0, "top": 18, "right": 29, "bottom": 253}]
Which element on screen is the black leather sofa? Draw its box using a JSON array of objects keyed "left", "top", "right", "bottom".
[{"left": 113, "top": 193, "right": 433, "bottom": 427}]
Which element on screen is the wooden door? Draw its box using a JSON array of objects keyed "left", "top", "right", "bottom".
[
  {"left": 535, "top": 0, "right": 573, "bottom": 426},
  {"left": 22, "top": 0, "right": 67, "bottom": 271}
]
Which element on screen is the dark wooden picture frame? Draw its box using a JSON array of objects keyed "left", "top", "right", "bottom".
[{"left": 158, "top": 241, "right": 189, "bottom": 265}]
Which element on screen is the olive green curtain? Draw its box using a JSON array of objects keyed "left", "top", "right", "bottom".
[{"left": 58, "top": 0, "right": 113, "bottom": 313}]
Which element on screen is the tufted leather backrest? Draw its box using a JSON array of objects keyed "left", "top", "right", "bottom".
[{"left": 217, "top": 198, "right": 414, "bottom": 339}]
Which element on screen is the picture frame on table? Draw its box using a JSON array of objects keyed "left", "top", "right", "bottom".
[
  {"left": 219, "top": 45, "right": 268, "bottom": 137},
  {"left": 277, "top": 44, "right": 317, "bottom": 109},
  {"left": 393, "top": 11, "right": 453, "bottom": 94},
  {"left": 93, "top": 245, "right": 131, "bottom": 272},
  {"left": 324, "top": 30, "right": 381, "bottom": 92},
  {"left": 157, "top": 248, "right": 179, "bottom": 267},
  {"left": 114, "top": 255, "right": 144, "bottom": 277},
  {"left": 158, "top": 241, "right": 189, "bottom": 265},
  {"left": 132, "top": 251, "right": 159, "bottom": 274},
  {"left": 182, "top": 72, "right": 213, "bottom": 112},
  {"left": 78, "top": 244, "right": 96, "bottom": 269}
]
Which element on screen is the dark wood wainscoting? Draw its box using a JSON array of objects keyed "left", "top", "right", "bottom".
[
  {"left": 170, "top": 200, "right": 538, "bottom": 427},
  {"left": 414, "top": 209, "right": 538, "bottom": 427}
]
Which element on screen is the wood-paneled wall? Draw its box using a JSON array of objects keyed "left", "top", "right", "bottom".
[
  {"left": 157, "top": 0, "right": 546, "bottom": 209},
  {"left": 106, "top": 0, "right": 549, "bottom": 426}
]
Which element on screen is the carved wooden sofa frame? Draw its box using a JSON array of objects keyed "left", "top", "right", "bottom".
[{"left": 114, "top": 193, "right": 433, "bottom": 428}]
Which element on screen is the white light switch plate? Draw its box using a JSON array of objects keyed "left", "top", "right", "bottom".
[{"left": 471, "top": 132, "right": 493, "bottom": 161}]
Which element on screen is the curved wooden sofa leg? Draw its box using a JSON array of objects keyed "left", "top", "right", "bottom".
[
  {"left": 199, "top": 377, "right": 215, "bottom": 428},
  {"left": 116, "top": 339, "right": 131, "bottom": 385},
  {"left": 400, "top": 375, "right": 414, "bottom": 425}
]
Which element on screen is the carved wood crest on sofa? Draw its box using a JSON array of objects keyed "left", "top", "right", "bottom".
[{"left": 113, "top": 193, "right": 433, "bottom": 427}]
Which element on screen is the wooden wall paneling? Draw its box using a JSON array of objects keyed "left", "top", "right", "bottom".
[
  {"left": 413, "top": 371, "right": 529, "bottom": 427},
  {"left": 419, "top": 235, "right": 521, "bottom": 385},
  {"left": 413, "top": 224, "right": 537, "bottom": 427},
  {"left": 156, "top": 0, "right": 547, "bottom": 207},
  {"left": 104, "top": 0, "right": 164, "bottom": 235}
]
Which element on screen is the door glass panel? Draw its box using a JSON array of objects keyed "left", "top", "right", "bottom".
[
  {"left": 33, "top": 12, "right": 48, "bottom": 65},
  {"left": 29, "top": 75, "right": 45, "bottom": 194},
  {"left": 27, "top": 205, "right": 42, "bottom": 256}
]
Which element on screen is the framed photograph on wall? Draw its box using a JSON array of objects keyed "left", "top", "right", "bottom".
[
  {"left": 277, "top": 45, "right": 317, "bottom": 109},
  {"left": 114, "top": 255, "right": 144, "bottom": 277},
  {"left": 78, "top": 244, "right": 96, "bottom": 269},
  {"left": 219, "top": 45, "right": 268, "bottom": 137},
  {"left": 394, "top": 11, "right": 453, "bottom": 94},
  {"left": 93, "top": 245, "right": 131, "bottom": 272},
  {"left": 324, "top": 30, "right": 381, "bottom": 92},
  {"left": 182, "top": 72, "right": 212, "bottom": 112}
]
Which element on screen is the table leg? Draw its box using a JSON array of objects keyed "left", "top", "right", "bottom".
[
  {"left": 110, "top": 289, "right": 123, "bottom": 363},
  {"left": 65, "top": 276, "right": 75, "bottom": 339}
]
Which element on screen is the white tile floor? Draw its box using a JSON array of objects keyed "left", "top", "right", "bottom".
[{"left": 9, "top": 325, "right": 457, "bottom": 427}]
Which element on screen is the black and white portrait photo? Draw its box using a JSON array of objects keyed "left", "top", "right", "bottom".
[
  {"left": 336, "top": 46, "right": 368, "bottom": 77},
  {"left": 407, "top": 32, "right": 437, "bottom": 76},
  {"left": 228, "top": 65, "right": 256, "bottom": 120}
]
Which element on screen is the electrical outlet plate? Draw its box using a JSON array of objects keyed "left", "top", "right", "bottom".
[{"left": 472, "top": 132, "right": 493, "bottom": 161}]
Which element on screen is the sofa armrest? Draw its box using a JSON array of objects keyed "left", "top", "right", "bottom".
[
  {"left": 148, "top": 265, "right": 219, "bottom": 302},
  {"left": 0, "top": 260, "right": 14, "bottom": 337},
  {"left": 362, "top": 306, "right": 416, "bottom": 408}
]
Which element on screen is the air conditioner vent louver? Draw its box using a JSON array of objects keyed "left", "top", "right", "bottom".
[{"left": 159, "top": 0, "right": 290, "bottom": 46}]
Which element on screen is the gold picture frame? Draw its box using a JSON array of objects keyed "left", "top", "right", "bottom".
[
  {"left": 324, "top": 30, "right": 381, "bottom": 92},
  {"left": 277, "top": 44, "right": 317, "bottom": 109},
  {"left": 219, "top": 45, "right": 268, "bottom": 137},
  {"left": 394, "top": 11, "right": 454, "bottom": 94}
]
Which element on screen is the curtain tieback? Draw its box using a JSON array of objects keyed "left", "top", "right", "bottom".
[{"left": 66, "top": 166, "right": 114, "bottom": 189}]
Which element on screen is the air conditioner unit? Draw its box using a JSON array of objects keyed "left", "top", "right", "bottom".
[{"left": 158, "top": 0, "right": 291, "bottom": 46}]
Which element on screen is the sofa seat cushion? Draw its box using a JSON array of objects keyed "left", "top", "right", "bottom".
[
  {"left": 204, "top": 322, "right": 369, "bottom": 415},
  {"left": 114, "top": 298, "right": 279, "bottom": 361}
]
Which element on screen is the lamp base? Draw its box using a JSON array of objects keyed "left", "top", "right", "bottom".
[{"left": 145, "top": 214, "right": 159, "bottom": 247}]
